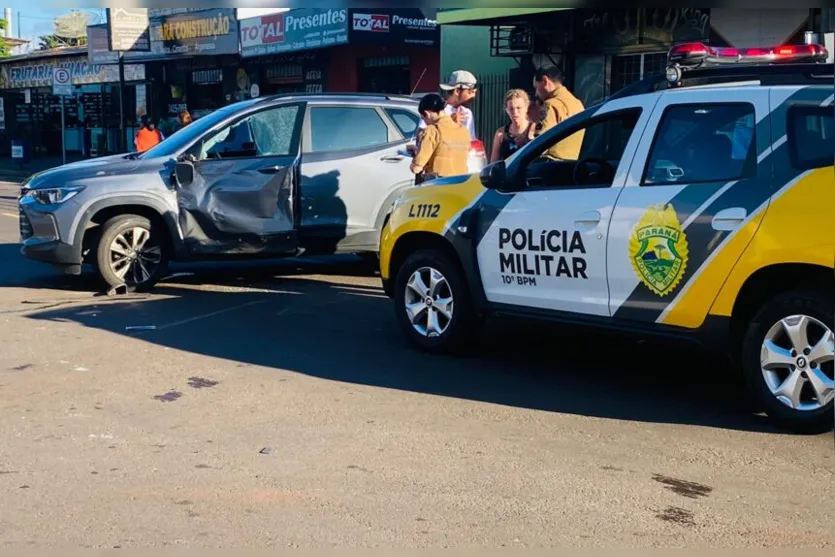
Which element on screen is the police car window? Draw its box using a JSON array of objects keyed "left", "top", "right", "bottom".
[
  {"left": 643, "top": 103, "right": 756, "bottom": 186},
  {"left": 384, "top": 108, "right": 420, "bottom": 137},
  {"left": 308, "top": 107, "right": 389, "bottom": 153},
  {"left": 787, "top": 106, "right": 834, "bottom": 171}
]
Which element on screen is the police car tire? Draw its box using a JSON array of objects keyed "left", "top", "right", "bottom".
[
  {"left": 740, "top": 289, "right": 834, "bottom": 434},
  {"left": 394, "top": 249, "right": 480, "bottom": 353}
]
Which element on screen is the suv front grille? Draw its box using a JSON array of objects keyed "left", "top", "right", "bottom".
[{"left": 18, "top": 205, "right": 33, "bottom": 240}]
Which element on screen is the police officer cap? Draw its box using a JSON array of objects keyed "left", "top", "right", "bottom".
[{"left": 419, "top": 93, "right": 445, "bottom": 114}]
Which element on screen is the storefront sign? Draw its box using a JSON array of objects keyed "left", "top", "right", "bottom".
[
  {"left": 87, "top": 24, "right": 147, "bottom": 65},
  {"left": 240, "top": 8, "right": 349, "bottom": 57},
  {"left": 349, "top": 9, "right": 439, "bottom": 47},
  {"left": 575, "top": 8, "right": 710, "bottom": 50},
  {"left": 148, "top": 8, "right": 208, "bottom": 19},
  {"left": 0, "top": 56, "right": 146, "bottom": 89},
  {"left": 107, "top": 7, "right": 151, "bottom": 51},
  {"left": 88, "top": 24, "right": 119, "bottom": 64},
  {"left": 149, "top": 8, "right": 239, "bottom": 57}
]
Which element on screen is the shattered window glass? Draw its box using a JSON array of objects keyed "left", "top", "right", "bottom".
[{"left": 250, "top": 105, "right": 300, "bottom": 157}]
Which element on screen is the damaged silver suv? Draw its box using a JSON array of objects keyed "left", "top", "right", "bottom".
[{"left": 19, "top": 92, "right": 472, "bottom": 291}]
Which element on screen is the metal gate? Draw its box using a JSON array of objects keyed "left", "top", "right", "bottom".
[{"left": 470, "top": 72, "right": 511, "bottom": 157}]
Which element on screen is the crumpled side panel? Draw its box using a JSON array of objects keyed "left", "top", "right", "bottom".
[{"left": 177, "top": 158, "right": 295, "bottom": 250}]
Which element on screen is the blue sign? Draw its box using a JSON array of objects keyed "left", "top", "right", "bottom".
[{"left": 240, "top": 8, "right": 349, "bottom": 58}]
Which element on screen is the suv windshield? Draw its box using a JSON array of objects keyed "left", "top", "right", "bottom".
[{"left": 140, "top": 102, "right": 254, "bottom": 160}]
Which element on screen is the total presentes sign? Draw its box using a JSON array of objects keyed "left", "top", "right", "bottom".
[
  {"left": 240, "top": 8, "right": 348, "bottom": 57},
  {"left": 349, "top": 9, "right": 438, "bottom": 46}
]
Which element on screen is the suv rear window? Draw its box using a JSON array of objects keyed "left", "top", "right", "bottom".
[
  {"left": 307, "top": 106, "right": 389, "bottom": 153},
  {"left": 643, "top": 103, "right": 756, "bottom": 185},
  {"left": 787, "top": 106, "right": 834, "bottom": 171},
  {"left": 385, "top": 108, "right": 420, "bottom": 137}
]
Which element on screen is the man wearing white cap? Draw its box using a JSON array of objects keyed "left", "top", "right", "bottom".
[{"left": 417, "top": 70, "right": 478, "bottom": 140}]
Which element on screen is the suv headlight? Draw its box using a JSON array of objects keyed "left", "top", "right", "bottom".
[{"left": 23, "top": 186, "right": 85, "bottom": 205}]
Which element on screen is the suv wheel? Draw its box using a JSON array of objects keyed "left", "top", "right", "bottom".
[
  {"left": 393, "top": 249, "right": 480, "bottom": 353},
  {"left": 93, "top": 214, "right": 168, "bottom": 292},
  {"left": 740, "top": 289, "right": 834, "bottom": 434}
]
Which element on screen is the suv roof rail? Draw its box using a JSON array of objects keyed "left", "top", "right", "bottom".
[
  {"left": 608, "top": 62, "right": 835, "bottom": 101},
  {"left": 257, "top": 91, "right": 418, "bottom": 103}
]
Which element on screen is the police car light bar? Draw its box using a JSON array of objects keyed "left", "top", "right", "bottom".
[
  {"left": 668, "top": 42, "right": 829, "bottom": 70},
  {"left": 665, "top": 42, "right": 829, "bottom": 85}
]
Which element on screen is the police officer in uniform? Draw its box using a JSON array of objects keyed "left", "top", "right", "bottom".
[
  {"left": 410, "top": 93, "right": 471, "bottom": 184},
  {"left": 531, "top": 65, "right": 585, "bottom": 161}
]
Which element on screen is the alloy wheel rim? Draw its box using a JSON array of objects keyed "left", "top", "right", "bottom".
[
  {"left": 109, "top": 227, "right": 163, "bottom": 286},
  {"left": 761, "top": 314, "right": 835, "bottom": 411},
  {"left": 404, "top": 266, "right": 454, "bottom": 338}
]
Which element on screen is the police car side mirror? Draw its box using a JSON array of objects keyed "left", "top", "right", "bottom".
[{"left": 480, "top": 161, "right": 508, "bottom": 191}]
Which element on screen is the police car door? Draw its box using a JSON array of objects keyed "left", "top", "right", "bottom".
[
  {"left": 607, "top": 87, "right": 771, "bottom": 327},
  {"left": 474, "top": 96, "right": 657, "bottom": 316}
]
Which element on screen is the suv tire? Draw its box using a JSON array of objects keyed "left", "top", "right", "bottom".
[
  {"left": 93, "top": 214, "right": 168, "bottom": 293},
  {"left": 740, "top": 288, "right": 834, "bottom": 434},
  {"left": 393, "top": 248, "right": 481, "bottom": 353}
]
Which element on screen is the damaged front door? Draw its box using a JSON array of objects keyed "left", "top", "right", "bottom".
[{"left": 176, "top": 102, "right": 305, "bottom": 256}]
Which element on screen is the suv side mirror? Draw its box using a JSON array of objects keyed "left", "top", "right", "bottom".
[
  {"left": 480, "top": 160, "right": 507, "bottom": 190},
  {"left": 174, "top": 160, "right": 195, "bottom": 188}
]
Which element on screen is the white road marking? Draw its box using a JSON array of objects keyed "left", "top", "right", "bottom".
[
  {"left": 154, "top": 299, "right": 272, "bottom": 331},
  {"left": 0, "top": 212, "right": 18, "bottom": 219}
]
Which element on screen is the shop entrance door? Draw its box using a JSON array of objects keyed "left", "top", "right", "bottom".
[{"left": 358, "top": 56, "right": 411, "bottom": 94}]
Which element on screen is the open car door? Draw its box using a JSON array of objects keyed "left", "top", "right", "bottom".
[{"left": 174, "top": 101, "right": 305, "bottom": 256}]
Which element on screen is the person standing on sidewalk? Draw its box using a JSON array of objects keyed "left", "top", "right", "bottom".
[
  {"left": 410, "top": 93, "right": 471, "bottom": 184},
  {"left": 415, "top": 70, "right": 479, "bottom": 141},
  {"left": 489, "top": 89, "right": 534, "bottom": 163},
  {"left": 134, "top": 116, "right": 164, "bottom": 153},
  {"left": 530, "top": 65, "right": 585, "bottom": 161}
]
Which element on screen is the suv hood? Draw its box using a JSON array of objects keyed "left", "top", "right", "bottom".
[{"left": 25, "top": 153, "right": 144, "bottom": 189}]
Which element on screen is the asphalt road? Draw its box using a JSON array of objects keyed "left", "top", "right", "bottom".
[{"left": 0, "top": 179, "right": 832, "bottom": 548}]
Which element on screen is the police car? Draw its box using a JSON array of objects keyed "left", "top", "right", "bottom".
[{"left": 379, "top": 42, "right": 835, "bottom": 433}]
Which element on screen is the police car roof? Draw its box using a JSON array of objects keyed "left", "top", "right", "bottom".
[{"left": 609, "top": 62, "right": 834, "bottom": 102}]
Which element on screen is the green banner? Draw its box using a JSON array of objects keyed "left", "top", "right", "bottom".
[{"left": 437, "top": 8, "right": 570, "bottom": 25}]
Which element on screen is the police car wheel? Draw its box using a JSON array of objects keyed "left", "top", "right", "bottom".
[
  {"left": 394, "top": 249, "right": 479, "bottom": 353},
  {"left": 740, "top": 289, "right": 834, "bottom": 434}
]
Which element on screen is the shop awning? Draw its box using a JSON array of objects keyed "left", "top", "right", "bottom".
[{"left": 436, "top": 8, "right": 573, "bottom": 25}]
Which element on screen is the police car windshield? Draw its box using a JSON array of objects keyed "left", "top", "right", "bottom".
[{"left": 140, "top": 103, "right": 250, "bottom": 160}]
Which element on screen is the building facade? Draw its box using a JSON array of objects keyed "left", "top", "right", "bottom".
[
  {"left": 436, "top": 7, "right": 833, "bottom": 151},
  {"left": 0, "top": 7, "right": 440, "bottom": 159}
]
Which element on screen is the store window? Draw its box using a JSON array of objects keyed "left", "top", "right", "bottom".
[
  {"left": 307, "top": 106, "right": 389, "bottom": 153},
  {"left": 359, "top": 56, "right": 411, "bottom": 95},
  {"left": 610, "top": 52, "right": 667, "bottom": 95}
]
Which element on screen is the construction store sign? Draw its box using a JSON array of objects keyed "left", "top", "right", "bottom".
[{"left": 149, "top": 8, "right": 239, "bottom": 56}]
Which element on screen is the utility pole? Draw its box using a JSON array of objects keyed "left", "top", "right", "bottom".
[{"left": 119, "top": 52, "right": 126, "bottom": 153}]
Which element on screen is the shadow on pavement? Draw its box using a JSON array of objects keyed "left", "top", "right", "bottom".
[{"left": 13, "top": 250, "right": 788, "bottom": 436}]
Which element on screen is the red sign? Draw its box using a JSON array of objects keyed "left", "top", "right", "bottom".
[
  {"left": 241, "top": 13, "right": 286, "bottom": 47},
  {"left": 352, "top": 13, "right": 390, "bottom": 33}
]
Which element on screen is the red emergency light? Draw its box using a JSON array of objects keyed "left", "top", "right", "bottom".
[{"left": 668, "top": 41, "right": 829, "bottom": 70}]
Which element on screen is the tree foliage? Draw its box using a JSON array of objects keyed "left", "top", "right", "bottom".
[
  {"left": 0, "top": 19, "right": 10, "bottom": 58},
  {"left": 38, "top": 34, "right": 87, "bottom": 51}
]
